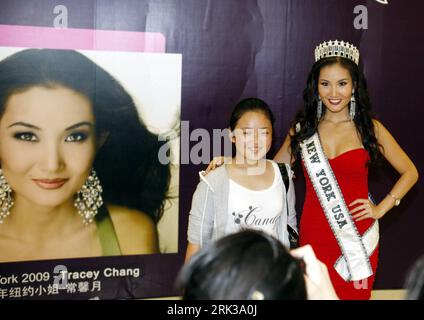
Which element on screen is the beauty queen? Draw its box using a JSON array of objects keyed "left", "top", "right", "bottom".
[{"left": 274, "top": 40, "right": 418, "bottom": 299}]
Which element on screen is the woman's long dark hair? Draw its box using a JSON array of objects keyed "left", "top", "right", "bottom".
[
  {"left": 0, "top": 49, "right": 170, "bottom": 222},
  {"left": 290, "top": 56, "right": 381, "bottom": 166}
]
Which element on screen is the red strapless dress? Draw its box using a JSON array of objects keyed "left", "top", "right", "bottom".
[{"left": 300, "top": 148, "right": 379, "bottom": 300}]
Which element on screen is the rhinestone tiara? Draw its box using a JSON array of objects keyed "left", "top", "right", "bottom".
[{"left": 314, "top": 40, "right": 360, "bottom": 65}]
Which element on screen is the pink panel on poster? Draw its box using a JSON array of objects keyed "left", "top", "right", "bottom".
[{"left": 0, "top": 24, "right": 166, "bottom": 53}]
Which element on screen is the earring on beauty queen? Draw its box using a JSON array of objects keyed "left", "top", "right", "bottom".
[
  {"left": 0, "top": 168, "right": 14, "bottom": 224},
  {"left": 317, "top": 97, "right": 323, "bottom": 120},
  {"left": 350, "top": 89, "right": 356, "bottom": 120}
]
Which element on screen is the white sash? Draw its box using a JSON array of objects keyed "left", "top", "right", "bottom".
[{"left": 300, "top": 133, "right": 379, "bottom": 281}]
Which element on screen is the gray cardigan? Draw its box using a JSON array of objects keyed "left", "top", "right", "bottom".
[{"left": 187, "top": 162, "right": 297, "bottom": 248}]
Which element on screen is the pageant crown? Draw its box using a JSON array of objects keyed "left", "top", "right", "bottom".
[{"left": 314, "top": 40, "right": 360, "bottom": 65}]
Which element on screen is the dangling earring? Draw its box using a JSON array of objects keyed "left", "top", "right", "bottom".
[
  {"left": 317, "top": 97, "right": 323, "bottom": 121},
  {"left": 350, "top": 89, "right": 356, "bottom": 121},
  {"left": 0, "top": 169, "right": 14, "bottom": 224},
  {"left": 74, "top": 169, "right": 103, "bottom": 225}
]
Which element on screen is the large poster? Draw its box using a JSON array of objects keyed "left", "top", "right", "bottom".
[{"left": 0, "top": 25, "right": 181, "bottom": 299}]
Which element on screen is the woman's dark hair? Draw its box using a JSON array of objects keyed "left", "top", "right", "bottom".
[
  {"left": 178, "top": 230, "right": 307, "bottom": 300},
  {"left": 405, "top": 255, "right": 424, "bottom": 300},
  {"left": 0, "top": 49, "right": 170, "bottom": 222},
  {"left": 229, "top": 98, "right": 275, "bottom": 131},
  {"left": 290, "top": 56, "right": 381, "bottom": 166}
]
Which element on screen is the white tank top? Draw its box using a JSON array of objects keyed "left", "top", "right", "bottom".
[{"left": 226, "top": 161, "right": 284, "bottom": 238}]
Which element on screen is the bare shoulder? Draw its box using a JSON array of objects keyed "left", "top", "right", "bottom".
[
  {"left": 372, "top": 118, "right": 382, "bottom": 128},
  {"left": 274, "top": 128, "right": 295, "bottom": 164},
  {"left": 108, "top": 205, "right": 159, "bottom": 255},
  {"left": 372, "top": 119, "right": 388, "bottom": 139}
]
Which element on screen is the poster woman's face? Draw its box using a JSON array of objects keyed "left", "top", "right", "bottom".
[{"left": 0, "top": 86, "right": 96, "bottom": 208}]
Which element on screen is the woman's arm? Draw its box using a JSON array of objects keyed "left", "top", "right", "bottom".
[
  {"left": 351, "top": 120, "right": 419, "bottom": 221},
  {"left": 185, "top": 243, "right": 201, "bottom": 263},
  {"left": 374, "top": 120, "right": 419, "bottom": 216},
  {"left": 273, "top": 130, "right": 294, "bottom": 164},
  {"left": 185, "top": 179, "right": 215, "bottom": 261},
  {"left": 286, "top": 164, "right": 298, "bottom": 231}
]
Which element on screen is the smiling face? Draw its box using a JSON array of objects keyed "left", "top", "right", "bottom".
[
  {"left": 231, "top": 111, "right": 272, "bottom": 163},
  {"left": 0, "top": 86, "right": 96, "bottom": 208},
  {"left": 318, "top": 63, "right": 354, "bottom": 115}
]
